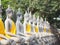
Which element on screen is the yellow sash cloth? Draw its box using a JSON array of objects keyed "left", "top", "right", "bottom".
[
  {"left": 44, "top": 26, "right": 51, "bottom": 33},
  {"left": 5, "top": 21, "right": 16, "bottom": 38},
  {"left": 0, "top": 18, "right": 5, "bottom": 40},
  {"left": 26, "top": 23, "right": 31, "bottom": 33},
  {"left": 35, "top": 26, "right": 39, "bottom": 33},
  {"left": 44, "top": 26, "right": 46, "bottom": 32},
  {"left": 48, "top": 29, "right": 51, "bottom": 33}
]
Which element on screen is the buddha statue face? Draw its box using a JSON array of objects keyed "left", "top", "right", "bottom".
[
  {"left": 7, "top": 12, "right": 13, "bottom": 18},
  {"left": 17, "top": 14, "right": 22, "bottom": 20}
]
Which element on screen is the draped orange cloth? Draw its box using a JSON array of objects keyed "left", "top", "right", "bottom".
[
  {"left": 5, "top": 21, "right": 16, "bottom": 38},
  {"left": 44, "top": 26, "right": 46, "bottom": 32},
  {"left": 35, "top": 26, "right": 39, "bottom": 33},
  {"left": 0, "top": 18, "right": 5, "bottom": 40},
  {"left": 26, "top": 23, "right": 31, "bottom": 33}
]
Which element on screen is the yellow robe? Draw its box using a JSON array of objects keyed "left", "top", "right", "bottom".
[
  {"left": 44, "top": 26, "right": 51, "bottom": 33},
  {"left": 48, "top": 29, "right": 51, "bottom": 33},
  {"left": 5, "top": 21, "right": 16, "bottom": 38},
  {"left": 0, "top": 18, "right": 5, "bottom": 40},
  {"left": 35, "top": 25, "right": 39, "bottom": 33},
  {"left": 44, "top": 26, "right": 46, "bottom": 32},
  {"left": 26, "top": 23, "right": 31, "bottom": 33}
]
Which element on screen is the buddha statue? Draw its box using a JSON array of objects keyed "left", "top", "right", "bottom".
[
  {"left": 16, "top": 8, "right": 24, "bottom": 34},
  {"left": 0, "top": 1, "right": 12, "bottom": 45},
  {"left": 35, "top": 16, "right": 39, "bottom": 33},
  {"left": 39, "top": 17, "right": 44, "bottom": 32},
  {"left": 5, "top": 5, "right": 22, "bottom": 45},
  {"left": 5, "top": 5, "right": 16, "bottom": 38}
]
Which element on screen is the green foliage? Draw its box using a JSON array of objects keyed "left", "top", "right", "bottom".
[{"left": 1, "top": 0, "right": 60, "bottom": 28}]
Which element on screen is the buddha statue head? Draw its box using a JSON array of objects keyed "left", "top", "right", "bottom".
[
  {"left": 6, "top": 5, "right": 13, "bottom": 18},
  {"left": 16, "top": 8, "right": 22, "bottom": 20}
]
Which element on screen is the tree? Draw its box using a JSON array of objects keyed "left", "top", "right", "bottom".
[{"left": 1, "top": 0, "right": 60, "bottom": 28}]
